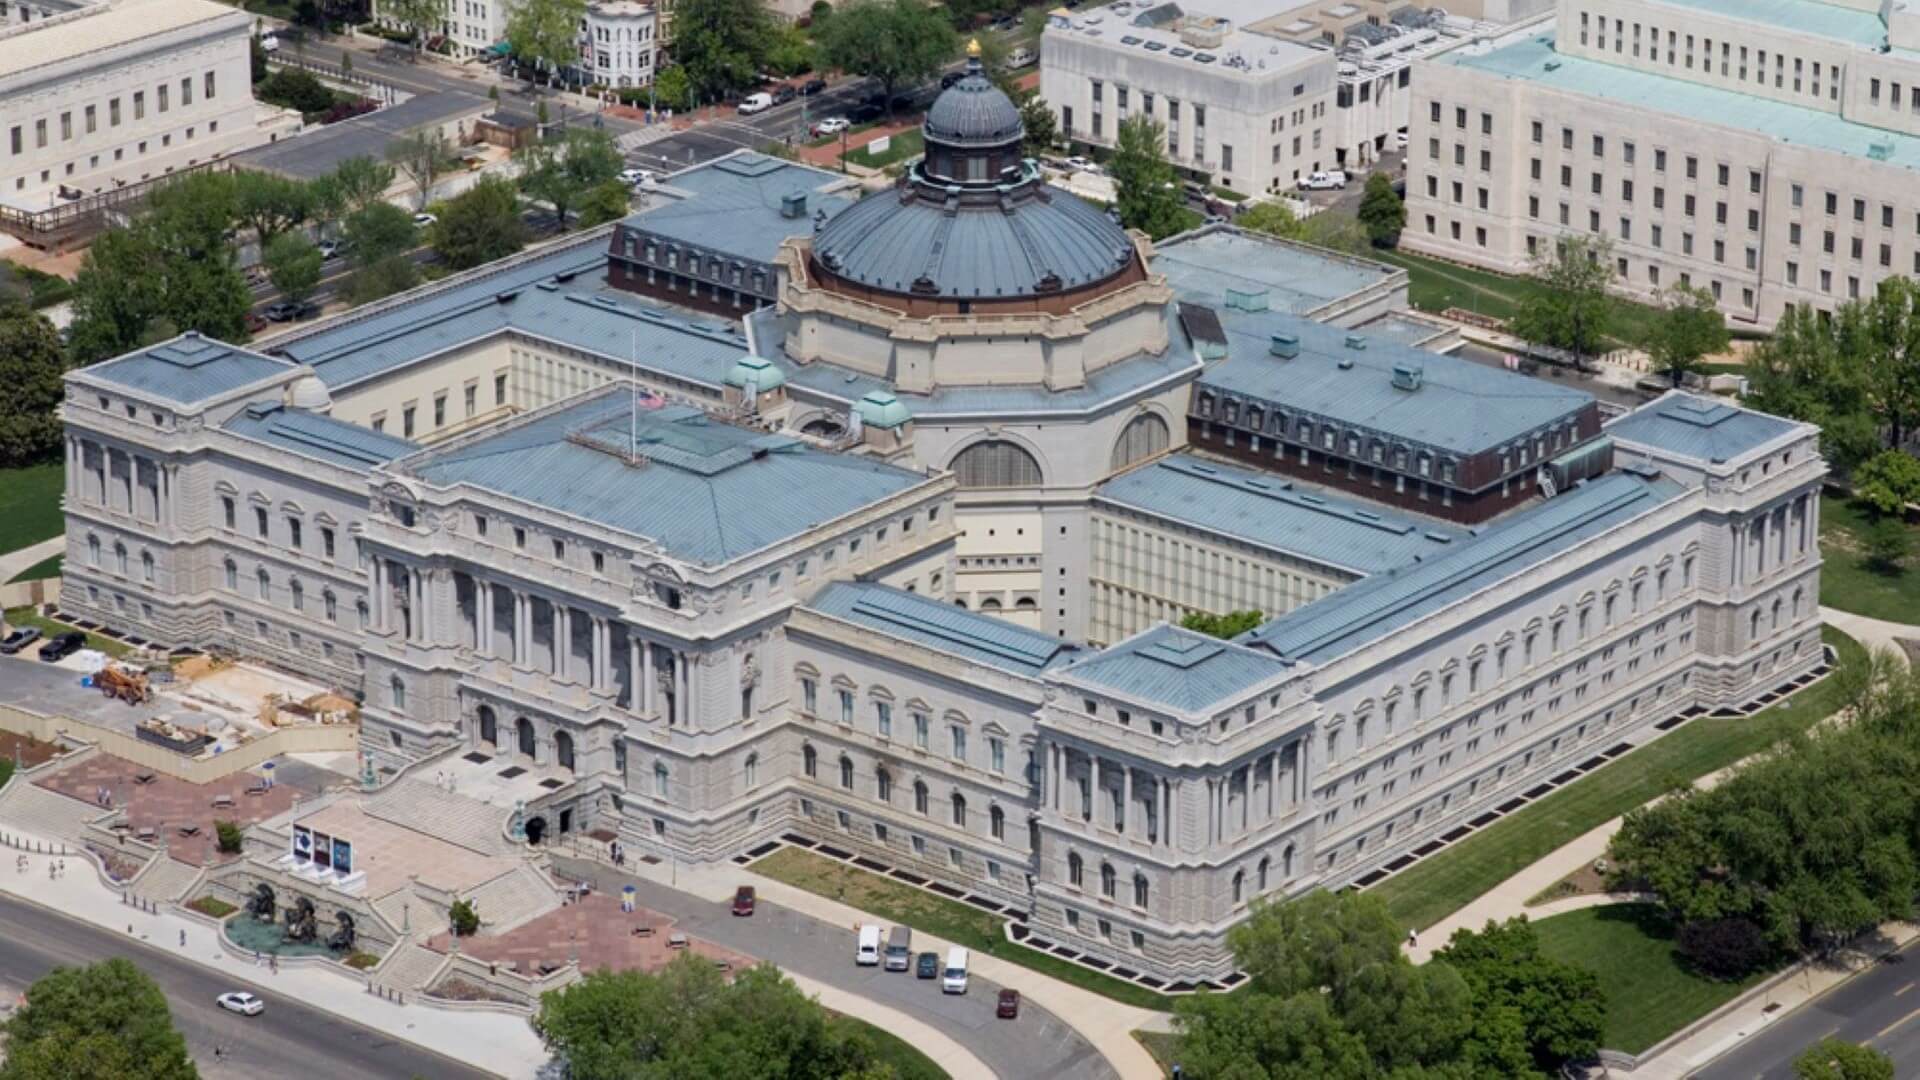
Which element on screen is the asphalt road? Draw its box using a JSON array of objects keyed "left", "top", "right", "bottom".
[
  {"left": 554, "top": 856, "right": 1117, "bottom": 1080},
  {"left": 1693, "top": 937, "right": 1920, "bottom": 1079},
  {"left": 0, "top": 894, "right": 494, "bottom": 1080},
  {"left": 623, "top": 76, "right": 884, "bottom": 175}
]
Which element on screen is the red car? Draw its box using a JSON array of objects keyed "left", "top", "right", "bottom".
[
  {"left": 731, "top": 886, "right": 756, "bottom": 916},
  {"left": 996, "top": 988, "right": 1019, "bottom": 1019}
]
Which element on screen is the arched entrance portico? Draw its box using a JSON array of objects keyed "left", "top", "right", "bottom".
[
  {"left": 478, "top": 706, "right": 497, "bottom": 748},
  {"left": 516, "top": 716, "right": 536, "bottom": 759}
]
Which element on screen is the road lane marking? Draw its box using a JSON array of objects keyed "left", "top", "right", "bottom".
[
  {"left": 1899, "top": 981, "right": 1914, "bottom": 996},
  {"left": 1874, "top": 1006, "right": 1920, "bottom": 1040}
]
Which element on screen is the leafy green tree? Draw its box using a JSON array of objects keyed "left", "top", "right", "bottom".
[
  {"left": 263, "top": 232, "right": 324, "bottom": 309},
  {"left": 347, "top": 255, "right": 419, "bottom": 305},
  {"left": 257, "top": 68, "right": 336, "bottom": 114},
  {"left": 1109, "top": 114, "right": 1193, "bottom": 240},
  {"left": 429, "top": 176, "right": 531, "bottom": 269},
  {"left": 449, "top": 898, "right": 480, "bottom": 936},
  {"left": 0, "top": 303, "right": 66, "bottom": 468},
  {"left": 1180, "top": 610, "right": 1263, "bottom": 639},
  {"left": 1859, "top": 276, "right": 1920, "bottom": 451},
  {"left": 0, "top": 959, "right": 196, "bottom": 1080},
  {"left": 668, "top": 0, "right": 776, "bottom": 104},
  {"left": 1236, "top": 199, "right": 1303, "bottom": 240},
  {"left": 1864, "top": 515, "right": 1911, "bottom": 573},
  {"left": 386, "top": 131, "right": 460, "bottom": 210},
  {"left": 380, "top": 0, "right": 442, "bottom": 54},
  {"left": 1747, "top": 303, "right": 1882, "bottom": 473},
  {"left": 1355, "top": 171, "right": 1405, "bottom": 248},
  {"left": 343, "top": 202, "right": 420, "bottom": 304},
  {"left": 651, "top": 66, "right": 695, "bottom": 112},
  {"left": 1294, "top": 210, "right": 1369, "bottom": 254},
  {"left": 316, "top": 156, "right": 397, "bottom": 224},
  {"left": 1642, "top": 283, "right": 1730, "bottom": 387},
  {"left": 1019, "top": 97, "right": 1058, "bottom": 159},
  {"left": 1795, "top": 1038, "right": 1895, "bottom": 1080},
  {"left": 815, "top": 0, "right": 957, "bottom": 116},
  {"left": 1174, "top": 990, "right": 1376, "bottom": 1080},
  {"left": 250, "top": 33, "right": 269, "bottom": 84},
  {"left": 234, "top": 171, "right": 315, "bottom": 246},
  {"left": 1432, "top": 918, "right": 1606, "bottom": 1075},
  {"left": 1853, "top": 450, "right": 1920, "bottom": 517},
  {"left": 506, "top": 0, "right": 590, "bottom": 84},
  {"left": 765, "top": 24, "right": 817, "bottom": 77},
  {"left": 518, "top": 128, "right": 623, "bottom": 229},
  {"left": 1509, "top": 233, "right": 1615, "bottom": 369},
  {"left": 577, "top": 179, "right": 633, "bottom": 228},
  {"left": 214, "top": 819, "right": 245, "bottom": 854}
]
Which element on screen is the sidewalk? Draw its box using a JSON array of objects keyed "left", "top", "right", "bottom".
[
  {"left": 1820, "top": 605, "right": 1914, "bottom": 665},
  {"left": 787, "top": 972, "right": 995, "bottom": 1080},
  {"left": 0, "top": 537, "right": 61, "bottom": 587},
  {"left": 0, "top": 827, "right": 547, "bottom": 1079}
]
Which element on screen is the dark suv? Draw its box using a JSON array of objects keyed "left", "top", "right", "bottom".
[
  {"left": 38, "top": 631, "right": 85, "bottom": 662},
  {"left": 915, "top": 951, "right": 939, "bottom": 978}
]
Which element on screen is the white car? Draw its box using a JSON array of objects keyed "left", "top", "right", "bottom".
[
  {"left": 1392, "top": 130, "right": 1409, "bottom": 149},
  {"left": 412, "top": 212, "right": 437, "bottom": 227},
  {"left": 217, "top": 991, "right": 264, "bottom": 1016},
  {"left": 1297, "top": 170, "right": 1348, "bottom": 191},
  {"left": 1063, "top": 155, "right": 1100, "bottom": 174},
  {"left": 814, "top": 116, "right": 850, "bottom": 136},
  {"left": 737, "top": 93, "right": 774, "bottom": 115},
  {"left": 617, "top": 167, "right": 654, "bottom": 186}
]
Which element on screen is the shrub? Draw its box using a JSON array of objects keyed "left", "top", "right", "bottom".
[
  {"left": 188, "top": 895, "right": 238, "bottom": 919},
  {"left": 449, "top": 897, "right": 480, "bottom": 936},
  {"left": 1677, "top": 917, "right": 1772, "bottom": 979},
  {"left": 344, "top": 951, "right": 381, "bottom": 970},
  {"left": 214, "top": 820, "right": 244, "bottom": 855}
]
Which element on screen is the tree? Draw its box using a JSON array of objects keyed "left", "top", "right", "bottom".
[
  {"left": 1180, "top": 610, "right": 1264, "bottom": 639},
  {"left": 1433, "top": 918, "right": 1606, "bottom": 1075},
  {"left": 343, "top": 202, "right": 420, "bottom": 304},
  {"left": 319, "top": 156, "right": 397, "bottom": 220},
  {"left": 1675, "top": 916, "right": 1772, "bottom": 979},
  {"left": 1109, "top": 114, "right": 1194, "bottom": 240},
  {"left": 346, "top": 255, "right": 419, "bottom": 305},
  {"left": 1860, "top": 277, "right": 1920, "bottom": 451},
  {"left": 667, "top": 0, "right": 776, "bottom": 104},
  {"left": 0, "top": 959, "right": 196, "bottom": 1080},
  {"left": 1019, "top": 97, "right": 1058, "bottom": 159},
  {"left": 1355, "top": 171, "right": 1405, "bottom": 248},
  {"left": 517, "top": 128, "right": 623, "bottom": 229},
  {"left": 0, "top": 304, "right": 66, "bottom": 468},
  {"left": 256, "top": 68, "right": 336, "bottom": 114},
  {"left": 1795, "top": 1038, "right": 1895, "bottom": 1080},
  {"left": 449, "top": 898, "right": 480, "bottom": 936},
  {"left": 577, "top": 179, "right": 633, "bottom": 228},
  {"left": 214, "top": 819, "right": 246, "bottom": 855},
  {"left": 1853, "top": 450, "right": 1920, "bottom": 517},
  {"left": 651, "top": 66, "right": 695, "bottom": 112},
  {"left": 1509, "top": 233, "right": 1616, "bottom": 368},
  {"left": 765, "top": 24, "right": 816, "bottom": 77},
  {"left": 1863, "top": 515, "right": 1911, "bottom": 573},
  {"left": 429, "top": 175, "right": 532, "bottom": 269},
  {"left": 1643, "top": 283, "right": 1729, "bottom": 387},
  {"left": 1237, "top": 199, "right": 1303, "bottom": 240},
  {"left": 263, "top": 232, "right": 324, "bottom": 311},
  {"left": 505, "top": 0, "right": 590, "bottom": 84},
  {"left": 380, "top": 0, "right": 442, "bottom": 53},
  {"left": 233, "top": 171, "right": 314, "bottom": 246},
  {"left": 386, "top": 131, "right": 460, "bottom": 210},
  {"left": 1747, "top": 303, "right": 1882, "bottom": 473},
  {"left": 815, "top": 0, "right": 956, "bottom": 116}
]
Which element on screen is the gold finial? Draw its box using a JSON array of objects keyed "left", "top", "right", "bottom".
[{"left": 966, "top": 38, "right": 982, "bottom": 57}]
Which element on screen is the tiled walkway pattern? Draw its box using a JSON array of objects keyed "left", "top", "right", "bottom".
[
  {"left": 423, "top": 892, "right": 750, "bottom": 977},
  {"left": 36, "top": 754, "right": 295, "bottom": 865}
]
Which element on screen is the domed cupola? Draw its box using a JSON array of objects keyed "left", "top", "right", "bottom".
[{"left": 922, "top": 44, "right": 1025, "bottom": 184}]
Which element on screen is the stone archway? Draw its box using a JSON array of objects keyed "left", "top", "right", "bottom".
[
  {"left": 478, "top": 706, "right": 497, "bottom": 747},
  {"left": 525, "top": 816, "right": 548, "bottom": 845},
  {"left": 516, "top": 717, "right": 536, "bottom": 759}
]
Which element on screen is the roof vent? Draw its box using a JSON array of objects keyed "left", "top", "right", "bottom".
[
  {"left": 1337, "top": 357, "right": 1355, "bottom": 370},
  {"left": 1225, "top": 287, "right": 1269, "bottom": 312},
  {"left": 1543, "top": 59, "right": 1561, "bottom": 71},
  {"left": 1269, "top": 333, "right": 1300, "bottom": 358},
  {"left": 1391, "top": 362, "right": 1423, "bottom": 391},
  {"left": 1344, "top": 334, "right": 1368, "bottom": 350},
  {"left": 782, "top": 190, "right": 809, "bottom": 218}
]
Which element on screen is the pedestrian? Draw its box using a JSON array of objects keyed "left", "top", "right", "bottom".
[
  {"left": 56, "top": 859, "right": 64, "bottom": 877},
  {"left": 254, "top": 949, "right": 261, "bottom": 966},
  {"left": 1407, "top": 928, "right": 1417, "bottom": 948},
  {"left": 180, "top": 928, "right": 187, "bottom": 947}
]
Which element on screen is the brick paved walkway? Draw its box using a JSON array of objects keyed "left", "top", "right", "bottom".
[
  {"left": 423, "top": 892, "right": 751, "bottom": 977},
  {"left": 36, "top": 754, "right": 296, "bottom": 866}
]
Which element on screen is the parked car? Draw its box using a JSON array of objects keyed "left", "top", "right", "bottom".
[
  {"left": 263, "top": 301, "right": 310, "bottom": 323},
  {"left": 1005, "top": 47, "right": 1037, "bottom": 69},
  {"left": 0, "top": 627, "right": 41, "bottom": 655},
  {"left": 738, "top": 92, "right": 774, "bottom": 115},
  {"left": 1062, "top": 155, "right": 1100, "bottom": 174},
  {"left": 412, "top": 212, "right": 438, "bottom": 227},
  {"left": 800, "top": 77, "right": 828, "bottom": 96},
  {"left": 772, "top": 85, "right": 797, "bottom": 105},
  {"left": 915, "top": 951, "right": 939, "bottom": 979},
  {"left": 996, "top": 988, "right": 1020, "bottom": 1019},
  {"left": 856, "top": 924, "right": 882, "bottom": 966},
  {"left": 847, "top": 102, "right": 884, "bottom": 124},
  {"left": 941, "top": 947, "right": 969, "bottom": 994},
  {"left": 617, "top": 167, "right": 654, "bottom": 186},
  {"left": 731, "top": 886, "right": 756, "bottom": 916},
  {"left": 38, "top": 631, "right": 85, "bottom": 663},
  {"left": 317, "top": 239, "right": 344, "bottom": 260},
  {"left": 883, "top": 926, "right": 912, "bottom": 971},
  {"left": 1392, "top": 129, "right": 1409, "bottom": 149},
  {"left": 814, "top": 116, "right": 851, "bottom": 136},
  {"left": 217, "top": 991, "right": 265, "bottom": 1016},
  {"left": 1296, "top": 169, "right": 1348, "bottom": 191},
  {"left": 243, "top": 311, "right": 269, "bottom": 334}
]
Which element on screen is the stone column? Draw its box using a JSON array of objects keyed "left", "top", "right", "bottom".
[
  {"left": 1051, "top": 744, "right": 1063, "bottom": 812},
  {"left": 641, "top": 637, "right": 655, "bottom": 715},
  {"left": 592, "top": 617, "right": 607, "bottom": 690},
  {"left": 515, "top": 592, "right": 530, "bottom": 665},
  {"left": 1089, "top": 755, "right": 1102, "bottom": 826},
  {"left": 1161, "top": 777, "right": 1172, "bottom": 849},
  {"left": 475, "top": 580, "right": 492, "bottom": 656},
  {"left": 675, "top": 651, "right": 690, "bottom": 726},
  {"left": 1121, "top": 765, "right": 1133, "bottom": 835},
  {"left": 1270, "top": 751, "right": 1282, "bottom": 820},
  {"left": 372, "top": 559, "right": 387, "bottom": 632},
  {"left": 555, "top": 605, "right": 571, "bottom": 681},
  {"left": 1240, "top": 764, "right": 1250, "bottom": 833}
]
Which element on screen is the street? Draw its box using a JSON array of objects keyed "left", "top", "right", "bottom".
[
  {"left": 554, "top": 856, "right": 1116, "bottom": 1080},
  {"left": 622, "top": 77, "right": 883, "bottom": 175},
  {"left": 0, "top": 893, "right": 495, "bottom": 1079},
  {"left": 1692, "top": 937, "right": 1920, "bottom": 1079}
]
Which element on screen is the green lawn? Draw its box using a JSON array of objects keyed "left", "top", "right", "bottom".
[
  {"left": 1817, "top": 497, "right": 1920, "bottom": 624},
  {"left": 1371, "top": 625, "right": 1865, "bottom": 932},
  {"left": 6, "top": 554, "right": 61, "bottom": 584},
  {"left": 1533, "top": 904, "right": 1768, "bottom": 1054},
  {"left": 0, "top": 462, "right": 64, "bottom": 556},
  {"left": 1134, "top": 1030, "right": 1180, "bottom": 1076},
  {"left": 844, "top": 128, "right": 925, "bottom": 170},
  {"left": 1366, "top": 247, "right": 1661, "bottom": 349},
  {"left": 836, "top": 1013, "right": 948, "bottom": 1080},
  {"left": 755, "top": 846, "right": 1173, "bottom": 1010},
  {"left": 4, "top": 606, "right": 130, "bottom": 659}
]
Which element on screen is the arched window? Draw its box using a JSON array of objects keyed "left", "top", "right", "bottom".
[
  {"left": 1068, "top": 851, "right": 1084, "bottom": 887},
  {"left": 390, "top": 676, "right": 407, "bottom": 712},
  {"left": 654, "top": 761, "right": 669, "bottom": 798},
  {"left": 950, "top": 440, "right": 1043, "bottom": 488},
  {"left": 1014, "top": 597, "right": 1037, "bottom": 610},
  {"left": 257, "top": 569, "right": 270, "bottom": 600},
  {"left": 914, "top": 780, "right": 929, "bottom": 815},
  {"left": 803, "top": 744, "right": 817, "bottom": 778},
  {"left": 324, "top": 591, "right": 337, "bottom": 623},
  {"left": 1133, "top": 872, "right": 1149, "bottom": 908},
  {"left": 225, "top": 559, "right": 238, "bottom": 590},
  {"left": 140, "top": 550, "right": 154, "bottom": 583},
  {"left": 839, "top": 754, "right": 854, "bottom": 789},
  {"left": 556, "top": 731, "right": 575, "bottom": 771},
  {"left": 989, "top": 804, "right": 1005, "bottom": 840},
  {"left": 114, "top": 542, "right": 127, "bottom": 575},
  {"left": 1232, "top": 869, "right": 1245, "bottom": 903},
  {"left": 1258, "top": 855, "right": 1270, "bottom": 892},
  {"left": 1282, "top": 844, "right": 1295, "bottom": 879},
  {"left": 1100, "top": 862, "right": 1116, "bottom": 898},
  {"left": 876, "top": 767, "right": 892, "bottom": 802},
  {"left": 477, "top": 705, "right": 497, "bottom": 746},
  {"left": 950, "top": 792, "right": 966, "bottom": 827},
  {"left": 744, "top": 753, "right": 758, "bottom": 789},
  {"left": 979, "top": 597, "right": 1003, "bottom": 611},
  {"left": 517, "top": 716, "right": 536, "bottom": 757},
  {"left": 290, "top": 579, "right": 304, "bottom": 612},
  {"left": 357, "top": 599, "right": 370, "bottom": 629},
  {"left": 1109, "top": 413, "right": 1171, "bottom": 471},
  {"left": 87, "top": 535, "right": 100, "bottom": 567}
]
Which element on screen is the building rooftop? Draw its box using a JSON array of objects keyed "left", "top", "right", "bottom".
[
  {"left": 1641, "top": 0, "right": 1887, "bottom": 50},
  {"left": 400, "top": 392, "right": 930, "bottom": 565},
  {"left": 1045, "top": 0, "right": 1324, "bottom": 79},
  {"left": 1443, "top": 34, "right": 1920, "bottom": 171},
  {"left": 1244, "top": 470, "right": 1683, "bottom": 665},
  {"left": 1604, "top": 391, "right": 1804, "bottom": 465},
  {"left": 0, "top": 0, "right": 243, "bottom": 80},
  {"left": 1195, "top": 304, "right": 1593, "bottom": 457},
  {"left": 1096, "top": 453, "right": 1466, "bottom": 574},
  {"left": 1060, "top": 623, "right": 1292, "bottom": 713},
  {"left": 807, "top": 581, "right": 1083, "bottom": 677},
  {"left": 231, "top": 90, "right": 493, "bottom": 181},
  {"left": 623, "top": 152, "right": 857, "bottom": 267},
  {"left": 221, "top": 403, "right": 420, "bottom": 472},
  {"left": 1155, "top": 226, "right": 1399, "bottom": 316},
  {"left": 83, "top": 333, "right": 295, "bottom": 405}
]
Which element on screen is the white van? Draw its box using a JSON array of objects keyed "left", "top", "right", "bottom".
[
  {"left": 1296, "top": 170, "right": 1349, "bottom": 191},
  {"left": 941, "top": 946, "right": 970, "bottom": 994},
  {"left": 856, "top": 924, "right": 882, "bottom": 966},
  {"left": 738, "top": 93, "right": 774, "bottom": 115},
  {"left": 1006, "top": 47, "right": 1037, "bottom": 69},
  {"left": 884, "top": 926, "right": 913, "bottom": 971}
]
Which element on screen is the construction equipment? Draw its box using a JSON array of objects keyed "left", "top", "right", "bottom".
[{"left": 95, "top": 664, "right": 152, "bottom": 705}]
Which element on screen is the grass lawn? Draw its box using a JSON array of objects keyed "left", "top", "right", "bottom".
[
  {"left": 845, "top": 128, "right": 925, "bottom": 170},
  {"left": 6, "top": 554, "right": 61, "bottom": 584},
  {"left": 1134, "top": 1029, "right": 1180, "bottom": 1076},
  {"left": 4, "top": 606, "right": 130, "bottom": 659},
  {"left": 1371, "top": 625, "right": 1865, "bottom": 932},
  {"left": 836, "top": 1013, "right": 948, "bottom": 1080},
  {"left": 755, "top": 846, "right": 1173, "bottom": 1010},
  {"left": 1367, "top": 247, "right": 1661, "bottom": 350},
  {"left": 1817, "top": 497, "right": 1920, "bottom": 624},
  {"left": 0, "top": 462, "right": 64, "bottom": 556},
  {"left": 1533, "top": 904, "right": 1768, "bottom": 1054}
]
